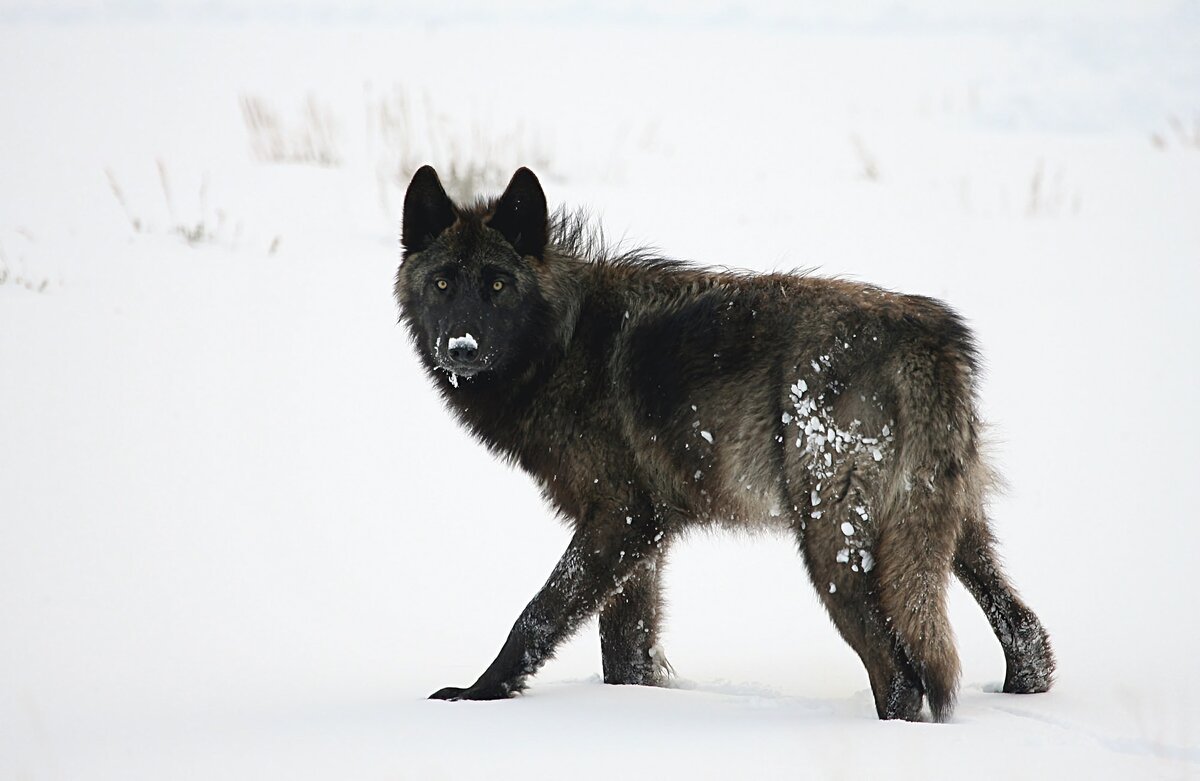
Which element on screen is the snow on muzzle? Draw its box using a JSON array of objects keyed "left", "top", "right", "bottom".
[{"left": 439, "top": 332, "right": 486, "bottom": 376}]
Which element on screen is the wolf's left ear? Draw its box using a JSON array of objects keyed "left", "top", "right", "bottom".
[
  {"left": 489, "top": 167, "right": 548, "bottom": 260},
  {"left": 402, "top": 165, "right": 456, "bottom": 253}
]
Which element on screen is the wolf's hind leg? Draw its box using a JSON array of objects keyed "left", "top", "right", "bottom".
[
  {"left": 599, "top": 549, "right": 669, "bottom": 686},
  {"left": 955, "top": 513, "right": 1055, "bottom": 693},
  {"left": 794, "top": 520, "right": 924, "bottom": 721}
]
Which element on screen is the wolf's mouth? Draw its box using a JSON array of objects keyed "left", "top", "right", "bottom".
[{"left": 438, "top": 361, "right": 482, "bottom": 379}]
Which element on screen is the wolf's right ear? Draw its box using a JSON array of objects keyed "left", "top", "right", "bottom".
[{"left": 402, "top": 165, "right": 456, "bottom": 253}]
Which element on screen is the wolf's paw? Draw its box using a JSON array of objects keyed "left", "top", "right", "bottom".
[
  {"left": 879, "top": 674, "right": 925, "bottom": 722},
  {"left": 1002, "top": 613, "right": 1055, "bottom": 694},
  {"left": 1003, "top": 662, "right": 1054, "bottom": 694},
  {"left": 428, "top": 682, "right": 512, "bottom": 701}
]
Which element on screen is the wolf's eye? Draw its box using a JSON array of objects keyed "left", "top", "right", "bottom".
[
  {"left": 492, "top": 280, "right": 505, "bottom": 292},
  {"left": 436, "top": 279, "right": 449, "bottom": 291}
]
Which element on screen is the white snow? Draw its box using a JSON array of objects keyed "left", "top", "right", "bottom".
[
  {"left": 2, "top": 5, "right": 1199, "bottom": 781},
  {"left": 447, "top": 333, "right": 477, "bottom": 352},
  {"left": 700, "top": 430, "right": 714, "bottom": 444},
  {"left": 840, "top": 522, "right": 855, "bottom": 537},
  {"left": 786, "top": 370, "right": 895, "bottom": 484}
]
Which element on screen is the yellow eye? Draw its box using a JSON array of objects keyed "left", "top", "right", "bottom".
[
  {"left": 492, "top": 280, "right": 505, "bottom": 292},
  {"left": 436, "top": 279, "right": 448, "bottom": 290}
]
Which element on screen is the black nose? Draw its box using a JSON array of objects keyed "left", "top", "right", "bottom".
[{"left": 448, "top": 344, "right": 477, "bottom": 362}]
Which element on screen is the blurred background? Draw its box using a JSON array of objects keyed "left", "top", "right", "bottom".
[{"left": 2, "top": 2, "right": 1198, "bottom": 779}]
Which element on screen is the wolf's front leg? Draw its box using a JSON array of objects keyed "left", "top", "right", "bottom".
[{"left": 429, "top": 523, "right": 657, "bottom": 701}]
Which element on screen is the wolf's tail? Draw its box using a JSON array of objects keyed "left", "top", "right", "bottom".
[{"left": 875, "top": 338, "right": 987, "bottom": 723}]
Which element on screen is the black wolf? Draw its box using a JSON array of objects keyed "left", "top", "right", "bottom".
[{"left": 394, "top": 166, "right": 1054, "bottom": 721}]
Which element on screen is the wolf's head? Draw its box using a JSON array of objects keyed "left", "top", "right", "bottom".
[{"left": 394, "top": 166, "right": 552, "bottom": 383}]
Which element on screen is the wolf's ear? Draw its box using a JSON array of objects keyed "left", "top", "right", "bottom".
[
  {"left": 402, "top": 165, "right": 456, "bottom": 253},
  {"left": 489, "top": 167, "right": 548, "bottom": 260}
]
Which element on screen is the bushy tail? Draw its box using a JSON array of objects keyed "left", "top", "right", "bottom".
[{"left": 876, "top": 344, "right": 985, "bottom": 722}]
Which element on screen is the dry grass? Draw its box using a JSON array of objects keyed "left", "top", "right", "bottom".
[
  {"left": 240, "top": 92, "right": 342, "bottom": 167},
  {"left": 0, "top": 239, "right": 50, "bottom": 293},
  {"left": 1151, "top": 113, "right": 1200, "bottom": 151},
  {"left": 104, "top": 161, "right": 278, "bottom": 252},
  {"left": 1026, "top": 158, "right": 1081, "bottom": 218},
  {"left": 850, "top": 133, "right": 881, "bottom": 182},
  {"left": 236, "top": 85, "right": 556, "bottom": 219},
  {"left": 364, "top": 84, "right": 554, "bottom": 213}
]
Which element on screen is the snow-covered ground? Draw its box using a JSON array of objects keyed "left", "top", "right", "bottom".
[{"left": 2, "top": 3, "right": 1199, "bottom": 778}]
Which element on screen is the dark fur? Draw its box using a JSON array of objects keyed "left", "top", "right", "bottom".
[{"left": 395, "top": 166, "right": 1054, "bottom": 721}]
